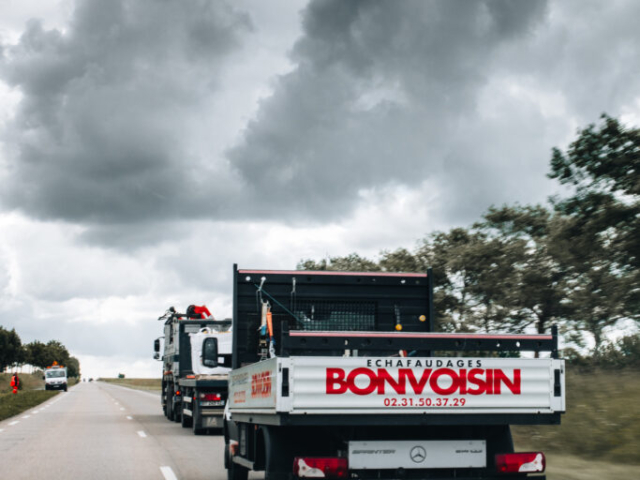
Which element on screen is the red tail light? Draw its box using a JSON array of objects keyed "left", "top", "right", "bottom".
[
  {"left": 293, "top": 457, "right": 348, "bottom": 478},
  {"left": 495, "top": 452, "right": 545, "bottom": 474},
  {"left": 175, "top": 391, "right": 181, "bottom": 396},
  {"left": 200, "top": 393, "right": 222, "bottom": 401}
]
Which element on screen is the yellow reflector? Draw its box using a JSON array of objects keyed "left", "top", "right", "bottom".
[{"left": 419, "top": 315, "right": 427, "bottom": 322}]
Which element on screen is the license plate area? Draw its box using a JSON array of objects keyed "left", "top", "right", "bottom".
[
  {"left": 200, "top": 401, "right": 225, "bottom": 407},
  {"left": 348, "top": 440, "right": 486, "bottom": 470}
]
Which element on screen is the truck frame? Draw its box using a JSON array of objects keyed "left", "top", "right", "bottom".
[
  {"left": 224, "top": 266, "right": 565, "bottom": 480},
  {"left": 155, "top": 307, "right": 232, "bottom": 435}
]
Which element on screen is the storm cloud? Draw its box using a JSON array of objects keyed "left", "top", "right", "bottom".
[
  {"left": 2, "top": 0, "right": 640, "bottom": 234},
  {"left": 0, "top": 0, "right": 251, "bottom": 224}
]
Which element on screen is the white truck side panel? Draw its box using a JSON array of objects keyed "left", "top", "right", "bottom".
[{"left": 228, "top": 357, "right": 565, "bottom": 415}]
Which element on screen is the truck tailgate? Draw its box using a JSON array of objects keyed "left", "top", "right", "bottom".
[{"left": 229, "top": 356, "right": 565, "bottom": 415}]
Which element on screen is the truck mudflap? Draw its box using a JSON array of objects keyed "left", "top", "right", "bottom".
[{"left": 228, "top": 356, "right": 566, "bottom": 416}]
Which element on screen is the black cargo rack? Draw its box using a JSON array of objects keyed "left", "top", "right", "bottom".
[
  {"left": 232, "top": 266, "right": 433, "bottom": 368},
  {"left": 280, "top": 324, "right": 559, "bottom": 358}
]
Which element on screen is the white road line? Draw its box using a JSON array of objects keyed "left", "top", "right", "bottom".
[
  {"left": 126, "top": 416, "right": 132, "bottom": 420},
  {"left": 115, "top": 402, "right": 119, "bottom": 405},
  {"left": 22, "top": 415, "right": 30, "bottom": 419},
  {"left": 8, "top": 421, "right": 19, "bottom": 426},
  {"left": 120, "top": 408, "right": 125, "bottom": 411},
  {"left": 0, "top": 429, "right": 4, "bottom": 433},
  {"left": 160, "top": 466, "right": 178, "bottom": 480},
  {"left": 137, "top": 431, "right": 147, "bottom": 438},
  {"left": 33, "top": 411, "right": 40, "bottom": 415}
]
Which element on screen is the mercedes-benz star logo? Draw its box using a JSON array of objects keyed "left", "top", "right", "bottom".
[{"left": 410, "top": 446, "right": 427, "bottom": 463}]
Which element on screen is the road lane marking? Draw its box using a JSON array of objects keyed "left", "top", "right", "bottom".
[
  {"left": 0, "top": 429, "right": 4, "bottom": 433},
  {"left": 120, "top": 408, "right": 125, "bottom": 411},
  {"left": 137, "top": 431, "right": 147, "bottom": 438},
  {"left": 160, "top": 466, "right": 178, "bottom": 480},
  {"left": 9, "top": 421, "right": 19, "bottom": 426},
  {"left": 126, "top": 416, "right": 132, "bottom": 420},
  {"left": 33, "top": 411, "right": 40, "bottom": 414},
  {"left": 22, "top": 415, "right": 31, "bottom": 419}
]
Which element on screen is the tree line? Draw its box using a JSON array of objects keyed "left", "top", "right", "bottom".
[
  {"left": 299, "top": 115, "right": 639, "bottom": 358},
  {"left": 0, "top": 325, "right": 80, "bottom": 377}
]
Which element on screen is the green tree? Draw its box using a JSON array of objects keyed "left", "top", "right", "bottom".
[
  {"left": 42, "top": 340, "right": 71, "bottom": 367},
  {"left": 24, "top": 340, "right": 48, "bottom": 369},
  {"left": 0, "top": 326, "right": 22, "bottom": 372},
  {"left": 297, "top": 253, "right": 381, "bottom": 272},
  {"left": 476, "top": 205, "right": 572, "bottom": 336},
  {"left": 66, "top": 356, "right": 81, "bottom": 378},
  {"left": 548, "top": 115, "right": 640, "bottom": 353}
]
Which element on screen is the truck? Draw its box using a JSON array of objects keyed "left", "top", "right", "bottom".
[
  {"left": 44, "top": 362, "right": 68, "bottom": 391},
  {"left": 220, "top": 267, "right": 566, "bottom": 480},
  {"left": 154, "top": 305, "right": 232, "bottom": 435}
]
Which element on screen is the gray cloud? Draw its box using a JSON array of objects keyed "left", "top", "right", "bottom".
[
  {"left": 0, "top": 0, "right": 250, "bottom": 224},
  {"left": 2, "top": 0, "right": 640, "bottom": 245},
  {"left": 228, "top": 0, "right": 639, "bottom": 227}
]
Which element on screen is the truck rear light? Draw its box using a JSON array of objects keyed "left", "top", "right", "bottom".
[
  {"left": 293, "top": 457, "right": 348, "bottom": 478},
  {"left": 199, "top": 393, "right": 222, "bottom": 401},
  {"left": 495, "top": 452, "right": 545, "bottom": 474}
]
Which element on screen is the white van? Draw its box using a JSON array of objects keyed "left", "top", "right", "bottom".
[{"left": 44, "top": 364, "right": 68, "bottom": 392}]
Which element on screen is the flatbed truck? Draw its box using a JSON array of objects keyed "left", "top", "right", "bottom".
[
  {"left": 221, "top": 267, "right": 565, "bottom": 480},
  {"left": 155, "top": 306, "right": 232, "bottom": 434}
]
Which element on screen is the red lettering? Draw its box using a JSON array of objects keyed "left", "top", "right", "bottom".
[
  {"left": 486, "top": 369, "right": 494, "bottom": 395},
  {"left": 429, "top": 368, "right": 459, "bottom": 395},
  {"left": 324, "top": 367, "right": 522, "bottom": 396},
  {"left": 458, "top": 369, "right": 467, "bottom": 394},
  {"left": 407, "top": 369, "right": 432, "bottom": 394},
  {"left": 347, "top": 368, "right": 377, "bottom": 395},
  {"left": 494, "top": 369, "right": 521, "bottom": 394},
  {"left": 377, "top": 369, "right": 404, "bottom": 394},
  {"left": 326, "top": 368, "right": 348, "bottom": 394},
  {"left": 467, "top": 368, "right": 486, "bottom": 395}
]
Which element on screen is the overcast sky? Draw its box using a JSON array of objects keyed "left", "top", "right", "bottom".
[{"left": 1, "top": 0, "right": 639, "bottom": 378}]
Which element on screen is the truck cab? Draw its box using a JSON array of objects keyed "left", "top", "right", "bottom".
[{"left": 44, "top": 364, "right": 68, "bottom": 392}]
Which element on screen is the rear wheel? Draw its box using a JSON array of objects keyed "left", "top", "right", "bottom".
[
  {"left": 192, "top": 401, "right": 204, "bottom": 435},
  {"left": 181, "top": 400, "right": 193, "bottom": 428},
  {"left": 227, "top": 448, "right": 249, "bottom": 480},
  {"left": 166, "top": 385, "right": 175, "bottom": 421}
]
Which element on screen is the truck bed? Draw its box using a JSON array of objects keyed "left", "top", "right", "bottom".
[{"left": 228, "top": 356, "right": 565, "bottom": 424}]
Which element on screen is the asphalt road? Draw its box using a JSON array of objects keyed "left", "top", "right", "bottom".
[{"left": 0, "top": 382, "right": 229, "bottom": 480}]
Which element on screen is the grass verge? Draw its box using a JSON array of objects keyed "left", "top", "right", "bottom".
[
  {"left": 98, "top": 378, "right": 161, "bottom": 391},
  {"left": 0, "top": 390, "right": 59, "bottom": 422},
  {"left": 512, "top": 367, "right": 640, "bottom": 466}
]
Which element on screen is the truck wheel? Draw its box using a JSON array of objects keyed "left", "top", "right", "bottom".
[
  {"left": 192, "top": 402, "right": 204, "bottom": 435},
  {"left": 63, "top": 385, "right": 68, "bottom": 392},
  {"left": 227, "top": 450, "right": 248, "bottom": 480},
  {"left": 264, "top": 427, "right": 293, "bottom": 480},
  {"left": 166, "top": 386, "right": 175, "bottom": 421},
  {"left": 181, "top": 402, "right": 193, "bottom": 428}
]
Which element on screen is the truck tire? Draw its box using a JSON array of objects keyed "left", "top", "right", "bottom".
[
  {"left": 192, "top": 401, "right": 205, "bottom": 435},
  {"left": 63, "top": 385, "right": 68, "bottom": 392},
  {"left": 166, "top": 385, "right": 175, "bottom": 421},
  {"left": 227, "top": 449, "right": 248, "bottom": 480},
  {"left": 264, "top": 427, "right": 293, "bottom": 480},
  {"left": 181, "top": 401, "right": 193, "bottom": 428}
]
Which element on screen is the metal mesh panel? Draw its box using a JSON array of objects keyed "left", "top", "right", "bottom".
[{"left": 290, "top": 300, "right": 376, "bottom": 331}]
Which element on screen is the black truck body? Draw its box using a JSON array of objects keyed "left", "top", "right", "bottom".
[{"left": 224, "top": 266, "right": 565, "bottom": 480}]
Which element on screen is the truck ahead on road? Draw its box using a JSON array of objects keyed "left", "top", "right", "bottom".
[
  {"left": 155, "top": 305, "right": 232, "bottom": 435},
  {"left": 222, "top": 267, "right": 565, "bottom": 480},
  {"left": 44, "top": 362, "right": 68, "bottom": 391}
]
